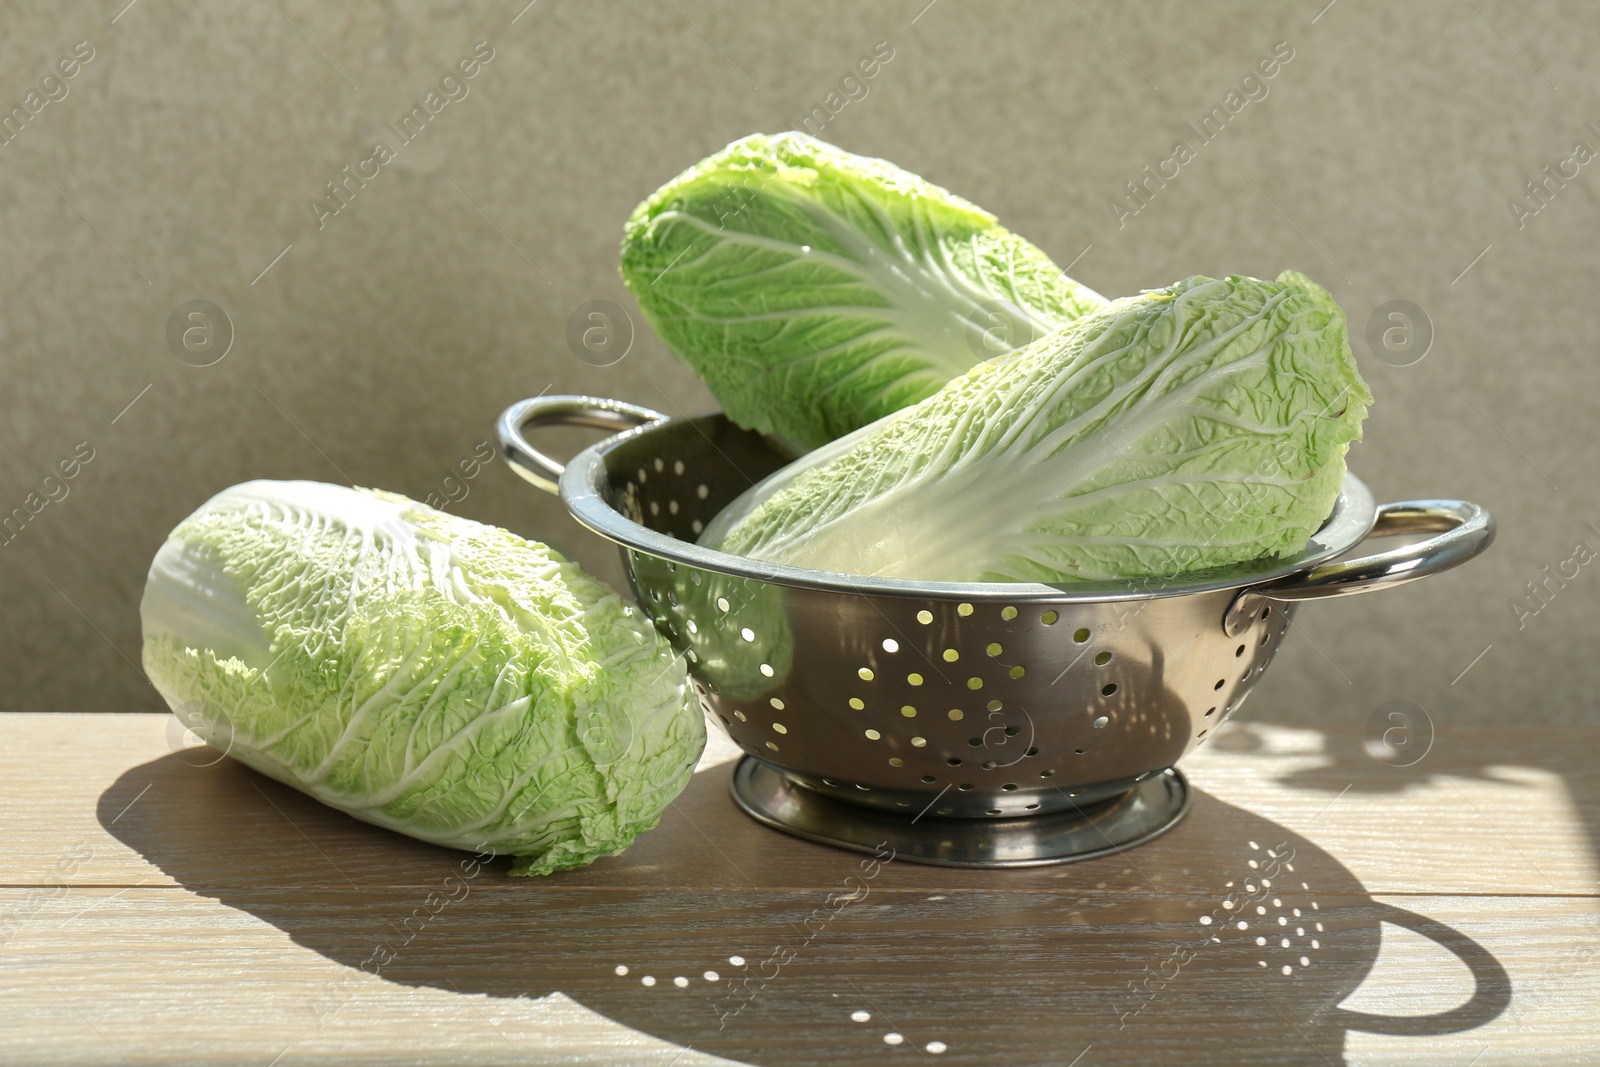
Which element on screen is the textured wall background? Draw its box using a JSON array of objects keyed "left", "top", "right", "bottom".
[{"left": 2, "top": 0, "right": 1596, "bottom": 744}]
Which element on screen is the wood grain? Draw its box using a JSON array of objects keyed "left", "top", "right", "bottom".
[
  {"left": 6, "top": 714, "right": 1596, "bottom": 895},
  {"left": 2, "top": 713, "right": 1597, "bottom": 1065}
]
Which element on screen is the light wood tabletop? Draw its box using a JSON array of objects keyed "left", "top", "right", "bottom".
[{"left": 2, "top": 711, "right": 1596, "bottom": 1066}]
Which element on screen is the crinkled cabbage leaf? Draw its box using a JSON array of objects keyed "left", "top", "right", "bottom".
[
  {"left": 621, "top": 131, "right": 1104, "bottom": 451},
  {"left": 704, "top": 272, "right": 1371, "bottom": 583},
  {"left": 141, "top": 481, "right": 705, "bottom": 875}
]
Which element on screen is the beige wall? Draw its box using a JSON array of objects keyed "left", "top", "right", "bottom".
[{"left": 3, "top": 0, "right": 1596, "bottom": 734}]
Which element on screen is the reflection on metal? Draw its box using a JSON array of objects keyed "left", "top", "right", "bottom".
[{"left": 498, "top": 396, "right": 1495, "bottom": 866}]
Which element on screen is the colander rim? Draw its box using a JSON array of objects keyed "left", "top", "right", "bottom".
[{"left": 559, "top": 413, "right": 1378, "bottom": 603}]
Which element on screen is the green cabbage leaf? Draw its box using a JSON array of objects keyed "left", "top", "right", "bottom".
[
  {"left": 621, "top": 132, "right": 1104, "bottom": 451},
  {"left": 704, "top": 272, "right": 1371, "bottom": 583},
  {"left": 140, "top": 481, "right": 705, "bottom": 875}
]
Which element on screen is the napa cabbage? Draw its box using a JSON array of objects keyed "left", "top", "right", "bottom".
[
  {"left": 620, "top": 132, "right": 1104, "bottom": 451},
  {"left": 140, "top": 481, "right": 705, "bottom": 875},
  {"left": 704, "top": 272, "right": 1371, "bottom": 583}
]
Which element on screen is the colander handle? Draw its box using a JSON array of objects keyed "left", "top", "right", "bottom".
[
  {"left": 496, "top": 395, "right": 668, "bottom": 495},
  {"left": 1222, "top": 499, "right": 1494, "bottom": 636}
]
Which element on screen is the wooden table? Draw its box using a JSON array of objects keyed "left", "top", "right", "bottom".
[{"left": 3, "top": 712, "right": 1596, "bottom": 1065}]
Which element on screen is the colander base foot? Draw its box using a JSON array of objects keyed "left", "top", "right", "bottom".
[{"left": 730, "top": 757, "right": 1190, "bottom": 868}]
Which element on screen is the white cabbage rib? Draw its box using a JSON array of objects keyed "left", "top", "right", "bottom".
[
  {"left": 706, "top": 273, "right": 1371, "bottom": 584},
  {"left": 140, "top": 481, "right": 704, "bottom": 875}
]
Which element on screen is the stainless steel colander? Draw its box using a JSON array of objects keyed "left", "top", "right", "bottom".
[{"left": 497, "top": 395, "right": 1494, "bottom": 867}]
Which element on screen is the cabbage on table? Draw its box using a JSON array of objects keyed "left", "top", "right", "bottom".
[
  {"left": 141, "top": 481, "right": 705, "bottom": 875},
  {"left": 704, "top": 272, "right": 1371, "bottom": 584}
]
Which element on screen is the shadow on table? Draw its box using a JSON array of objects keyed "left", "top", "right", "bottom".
[{"left": 99, "top": 753, "right": 1508, "bottom": 1067}]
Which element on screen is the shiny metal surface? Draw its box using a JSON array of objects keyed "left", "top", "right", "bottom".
[
  {"left": 497, "top": 395, "right": 1497, "bottom": 865},
  {"left": 497, "top": 395, "right": 667, "bottom": 495},
  {"left": 1221, "top": 500, "right": 1495, "bottom": 636},
  {"left": 731, "top": 757, "right": 1191, "bottom": 868}
]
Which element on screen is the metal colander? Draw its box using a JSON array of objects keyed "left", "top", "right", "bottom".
[{"left": 498, "top": 395, "right": 1494, "bottom": 867}]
